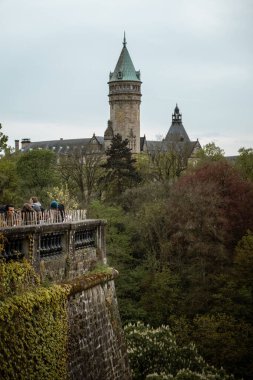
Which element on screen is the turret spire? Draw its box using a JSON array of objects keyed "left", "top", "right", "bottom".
[
  {"left": 172, "top": 104, "right": 182, "bottom": 123},
  {"left": 109, "top": 34, "right": 141, "bottom": 82},
  {"left": 123, "top": 31, "right": 126, "bottom": 47}
]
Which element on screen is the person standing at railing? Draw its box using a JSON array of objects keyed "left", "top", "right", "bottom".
[
  {"left": 3, "top": 205, "right": 21, "bottom": 226},
  {"left": 30, "top": 196, "right": 44, "bottom": 212},
  {"left": 21, "top": 203, "right": 36, "bottom": 225},
  {"left": 49, "top": 200, "right": 65, "bottom": 222},
  {"left": 58, "top": 202, "right": 65, "bottom": 222},
  {"left": 30, "top": 196, "right": 46, "bottom": 224}
]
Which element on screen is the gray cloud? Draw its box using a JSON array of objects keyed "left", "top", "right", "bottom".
[{"left": 0, "top": 0, "right": 252, "bottom": 155}]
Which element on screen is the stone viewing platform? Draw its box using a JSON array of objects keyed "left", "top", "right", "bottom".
[
  {"left": 0, "top": 213, "right": 106, "bottom": 282},
  {"left": 0, "top": 213, "right": 132, "bottom": 379}
]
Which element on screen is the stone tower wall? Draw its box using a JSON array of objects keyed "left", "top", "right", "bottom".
[{"left": 109, "top": 81, "right": 141, "bottom": 153}]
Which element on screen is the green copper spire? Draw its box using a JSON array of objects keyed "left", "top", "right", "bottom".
[
  {"left": 109, "top": 33, "right": 141, "bottom": 82},
  {"left": 123, "top": 31, "right": 126, "bottom": 47}
]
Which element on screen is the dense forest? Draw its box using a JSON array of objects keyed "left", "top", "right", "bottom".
[{"left": 1, "top": 124, "right": 253, "bottom": 379}]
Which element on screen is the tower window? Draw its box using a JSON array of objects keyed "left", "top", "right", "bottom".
[{"left": 117, "top": 71, "right": 123, "bottom": 79}]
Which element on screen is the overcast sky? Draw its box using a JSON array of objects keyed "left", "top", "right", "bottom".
[{"left": 0, "top": 0, "right": 252, "bottom": 155}]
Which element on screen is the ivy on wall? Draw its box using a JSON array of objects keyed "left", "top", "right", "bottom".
[
  {"left": 0, "top": 253, "right": 117, "bottom": 380},
  {"left": 0, "top": 259, "right": 39, "bottom": 300},
  {"left": 0, "top": 258, "right": 71, "bottom": 380}
]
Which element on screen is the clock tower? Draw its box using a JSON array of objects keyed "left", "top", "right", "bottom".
[{"left": 104, "top": 33, "right": 142, "bottom": 153}]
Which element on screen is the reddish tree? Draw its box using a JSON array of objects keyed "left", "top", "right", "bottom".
[{"left": 176, "top": 161, "right": 253, "bottom": 249}]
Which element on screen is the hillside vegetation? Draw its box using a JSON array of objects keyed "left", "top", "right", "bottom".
[{"left": 1, "top": 128, "right": 253, "bottom": 379}]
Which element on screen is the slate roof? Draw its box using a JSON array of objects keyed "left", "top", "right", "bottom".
[
  {"left": 145, "top": 140, "right": 197, "bottom": 154},
  {"left": 20, "top": 134, "right": 200, "bottom": 160},
  {"left": 164, "top": 104, "right": 191, "bottom": 143},
  {"left": 22, "top": 137, "right": 104, "bottom": 154},
  {"left": 109, "top": 34, "right": 141, "bottom": 83},
  {"left": 94, "top": 136, "right": 104, "bottom": 145},
  {"left": 144, "top": 105, "right": 201, "bottom": 159},
  {"left": 165, "top": 122, "right": 190, "bottom": 143}
]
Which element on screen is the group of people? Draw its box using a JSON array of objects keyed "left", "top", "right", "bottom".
[{"left": 0, "top": 198, "right": 65, "bottom": 226}]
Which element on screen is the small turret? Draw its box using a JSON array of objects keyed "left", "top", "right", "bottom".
[
  {"left": 172, "top": 103, "right": 182, "bottom": 122},
  {"left": 165, "top": 105, "right": 190, "bottom": 143},
  {"left": 104, "top": 121, "right": 114, "bottom": 150}
]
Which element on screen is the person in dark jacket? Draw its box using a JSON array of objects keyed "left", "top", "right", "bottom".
[{"left": 21, "top": 203, "right": 36, "bottom": 225}]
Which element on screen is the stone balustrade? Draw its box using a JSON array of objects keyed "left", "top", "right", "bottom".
[
  {"left": 0, "top": 209, "right": 87, "bottom": 227},
  {"left": 0, "top": 219, "right": 106, "bottom": 282}
]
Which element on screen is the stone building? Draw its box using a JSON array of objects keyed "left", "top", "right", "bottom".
[
  {"left": 142, "top": 104, "right": 201, "bottom": 162},
  {"left": 17, "top": 34, "right": 200, "bottom": 160}
]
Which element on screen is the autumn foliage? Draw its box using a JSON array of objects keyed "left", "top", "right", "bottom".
[{"left": 176, "top": 161, "right": 253, "bottom": 248}]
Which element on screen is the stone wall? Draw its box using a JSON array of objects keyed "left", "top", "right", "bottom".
[{"left": 68, "top": 275, "right": 131, "bottom": 380}]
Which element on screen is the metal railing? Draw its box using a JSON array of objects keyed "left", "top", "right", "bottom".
[{"left": 0, "top": 209, "right": 87, "bottom": 227}]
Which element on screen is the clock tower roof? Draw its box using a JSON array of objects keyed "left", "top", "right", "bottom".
[{"left": 109, "top": 33, "right": 141, "bottom": 83}]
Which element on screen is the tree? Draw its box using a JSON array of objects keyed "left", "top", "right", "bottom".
[
  {"left": 196, "top": 142, "right": 225, "bottom": 162},
  {"left": 88, "top": 199, "right": 147, "bottom": 322},
  {"left": 177, "top": 161, "right": 253, "bottom": 248},
  {"left": 234, "top": 230, "right": 253, "bottom": 282},
  {"left": 191, "top": 313, "right": 253, "bottom": 380},
  {"left": 59, "top": 146, "right": 103, "bottom": 207},
  {"left": 16, "top": 149, "right": 59, "bottom": 205},
  {"left": 147, "top": 149, "right": 186, "bottom": 183},
  {"left": 235, "top": 147, "right": 253, "bottom": 182},
  {"left": 130, "top": 161, "right": 253, "bottom": 321},
  {"left": 89, "top": 159, "right": 253, "bottom": 379},
  {"left": 124, "top": 322, "right": 234, "bottom": 380},
  {"left": 100, "top": 134, "right": 141, "bottom": 199},
  {"left": 47, "top": 185, "right": 78, "bottom": 210},
  {"left": 0, "top": 152, "right": 21, "bottom": 205},
  {"left": 138, "top": 141, "right": 189, "bottom": 185},
  {"left": 0, "top": 123, "right": 8, "bottom": 154},
  {"left": 139, "top": 266, "right": 181, "bottom": 326}
]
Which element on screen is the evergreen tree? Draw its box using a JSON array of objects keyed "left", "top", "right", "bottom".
[{"left": 100, "top": 134, "right": 141, "bottom": 198}]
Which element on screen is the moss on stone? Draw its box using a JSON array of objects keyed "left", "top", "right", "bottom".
[{"left": 64, "top": 266, "right": 119, "bottom": 296}]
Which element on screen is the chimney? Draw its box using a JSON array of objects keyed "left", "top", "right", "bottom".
[
  {"left": 15, "top": 140, "right": 19, "bottom": 152},
  {"left": 21, "top": 138, "right": 31, "bottom": 150}
]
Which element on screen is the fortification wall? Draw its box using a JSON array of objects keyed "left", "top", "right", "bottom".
[
  {"left": 0, "top": 220, "right": 132, "bottom": 379},
  {"left": 68, "top": 276, "right": 131, "bottom": 380}
]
